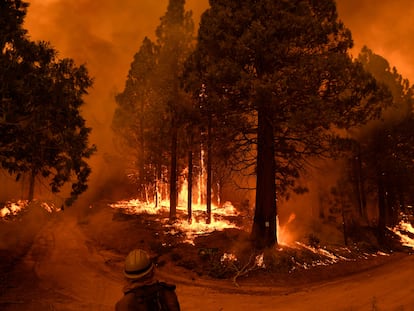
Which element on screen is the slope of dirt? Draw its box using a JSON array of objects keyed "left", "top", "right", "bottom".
[{"left": 0, "top": 201, "right": 413, "bottom": 311}]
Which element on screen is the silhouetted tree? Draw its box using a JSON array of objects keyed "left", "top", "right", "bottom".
[
  {"left": 113, "top": 37, "right": 158, "bottom": 200},
  {"left": 188, "top": 0, "right": 385, "bottom": 248},
  {"left": 154, "top": 0, "right": 194, "bottom": 220},
  {"left": 356, "top": 47, "right": 414, "bottom": 235},
  {"left": 114, "top": 0, "right": 194, "bottom": 219},
  {"left": 0, "top": 0, "right": 96, "bottom": 205}
]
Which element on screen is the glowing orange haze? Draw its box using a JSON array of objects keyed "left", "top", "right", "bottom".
[
  {"left": 23, "top": 1, "right": 413, "bottom": 161},
  {"left": 21, "top": 1, "right": 413, "bottom": 202}
]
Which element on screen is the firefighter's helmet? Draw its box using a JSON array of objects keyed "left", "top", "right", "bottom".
[{"left": 124, "top": 249, "right": 154, "bottom": 279}]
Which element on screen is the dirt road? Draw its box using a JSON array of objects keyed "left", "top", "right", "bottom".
[{"left": 1, "top": 208, "right": 414, "bottom": 311}]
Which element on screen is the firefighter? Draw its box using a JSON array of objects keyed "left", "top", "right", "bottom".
[{"left": 115, "top": 249, "right": 181, "bottom": 311}]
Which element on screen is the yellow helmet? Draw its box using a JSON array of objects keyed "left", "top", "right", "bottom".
[{"left": 124, "top": 249, "right": 154, "bottom": 279}]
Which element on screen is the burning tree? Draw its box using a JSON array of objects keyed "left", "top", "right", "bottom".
[
  {"left": 113, "top": 0, "right": 195, "bottom": 220},
  {"left": 113, "top": 37, "right": 158, "bottom": 201},
  {"left": 0, "top": 0, "right": 96, "bottom": 205},
  {"left": 186, "top": 0, "right": 386, "bottom": 248},
  {"left": 155, "top": 0, "right": 195, "bottom": 220}
]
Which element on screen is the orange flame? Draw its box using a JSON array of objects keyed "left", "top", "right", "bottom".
[
  {"left": 0, "top": 200, "right": 28, "bottom": 218},
  {"left": 277, "top": 213, "right": 296, "bottom": 245},
  {"left": 391, "top": 220, "right": 414, "bottom": 249}
]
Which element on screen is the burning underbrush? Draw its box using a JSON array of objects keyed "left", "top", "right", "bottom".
[
  {"left": 109, "top": 199, "right": 243, "bottom": 245},
  {"left": 102, "top": 198, "right": 414, "bottom": 286},
  {"left": 0, "top": 199, "right": 61, "bottom": 221}
]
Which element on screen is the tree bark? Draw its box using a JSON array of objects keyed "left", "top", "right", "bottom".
[
  {"left": 353, "top": 145, "right": 367, "bottom": 222},
  {"left": 138, "top": 100, "right": 146, "bottom": 201},
  {"left": 187, "top": 150, "right": 193, "bottom": 223},
  {"left": 251, "top": 104, "right": 277, "bottom": 249},
  {"left": 206, "top": 111, "right": 212, "bottom": 224},
  {"left": 169, "top": 119, "right": 178, "bottom": 221},
  {"left": 377, "top": 172, "right": 387, "bottom": 242}
]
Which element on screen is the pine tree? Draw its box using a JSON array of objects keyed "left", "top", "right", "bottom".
[
  {"left": 154, "top": 0, "right": 194, "bottom": 220},
  {"left": 113, "top": 37, "right": 158, "bottom": 200},
  {"left": 0, "top": 0, "right": 95, "bottom": 205},
  {"left": 188, "top": 0, "right": 385, "bottom": 248},
  {"left": 357, "top": 47, "right": 414, "bottom": 233}
]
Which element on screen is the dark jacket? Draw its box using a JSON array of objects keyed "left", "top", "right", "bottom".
[{"left": 115, "top": 280, "right": 180, "bottom": 311}]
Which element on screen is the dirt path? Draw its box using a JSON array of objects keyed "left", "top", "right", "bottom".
[
  {"left": 2, "top": 208, "right": 414, "bottom": 310},
  {"left": 1, "top": 210, "right": 124, "bottom": 310},
  {"left": 174, "top": 253, "right": 414, "bottom": 310}
]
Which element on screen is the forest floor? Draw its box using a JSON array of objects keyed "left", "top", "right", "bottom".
[{"left": 0, "top": 199, "right": 413, "bottom": 310}]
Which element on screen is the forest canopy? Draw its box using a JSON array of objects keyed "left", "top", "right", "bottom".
[{"left": 0, "top": 0, "right": 96, "bottom": 205}]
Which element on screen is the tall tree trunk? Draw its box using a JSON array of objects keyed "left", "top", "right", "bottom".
[
  {"left": 187, "top": 150, "right": 193, "bottom": 223},
  {"left": 206, "top": 111, "right": 212, "bottom": 224},
  {"left": 139, "top": 101, "right": 146, "bottom": 201},
  {"left": 155, "top": 162, "right": 162, "bottom": 208},
  {"left": 251, "top": 105, "right": 277, "bottom": 249},
  {"left": 386, "top": 185, "right": 397, "bottom": 227},
  {"left": 353, "top": 145, "right": 367, "bottom": 222},
  {"left": 169, "top": 118, "right": 178, "bottom": 221},
  {"left": 377, "top": 172, "right": 387, "bottom": 242}
]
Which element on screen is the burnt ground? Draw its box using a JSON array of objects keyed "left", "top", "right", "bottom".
[
  {"left": 0, "top": 199, "right": 413, "bottom": 310},
  {"left": 80, "top": 200, "right": 410, "bottom": 287}
]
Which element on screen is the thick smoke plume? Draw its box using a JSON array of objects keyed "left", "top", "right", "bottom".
[
  {"left": 4, "top": 0, "right": 410, "bottom": 205},
  {"left": 17, "top": 0, "right": 209, "bottom": 203},
  {"left": 336, "top": 0, "right": 414, "bottom": 82}
]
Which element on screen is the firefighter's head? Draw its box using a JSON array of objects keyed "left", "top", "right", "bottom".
[{"left": 124, "top": 249, "right": 154, "bottom": 280}]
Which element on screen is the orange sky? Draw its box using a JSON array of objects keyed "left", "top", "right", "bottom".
[
  {"left": 23, "top": 0, "right": 413, "bottom": 183},
  {"left": 336, "top": 0, "right": 414, "bottom": 83}
]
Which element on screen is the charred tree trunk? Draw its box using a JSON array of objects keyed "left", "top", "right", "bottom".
[
  {"left": 206, "top": 111, "right": 212, "bottom": 224},
  {"left": 138, "top": 100, "right": 146, "bottom": 201},
  {"left": 251, "top": 104, "right": 277, "bottom": 249},
  {"left": 155, "top": 162, "right": 162, "bottom": 208},
  {"left": 187, "top": 150, "right": 193, "bottom": 223},
  {"left": 377, "top": 172, "right": 387, "bottom": 242},
  {"left": 386, "top": 185, "right": 398, "bottom": 227},
  {"left": 353, "top": 146, "right": 367, "bottom": 222},
  {"left": 169, "top": 117, "right": 178, "bottom": 221}
]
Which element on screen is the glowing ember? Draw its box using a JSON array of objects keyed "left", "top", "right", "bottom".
[
  {"left": 0, "top": 200, "right": 28, "bottom": 218},
  {"left": 254, "top": 253, "right": 265, "bottom": 268},
  {"left": 220, "top": 253, "right": 265, "bottom": 268},
  {"left": 110, "top": 197, "right": 240, "bottom": 245},
  {"left": 40, "top": 201, "right": 60, "bottom": 213},
  {"left": 221, "top": 253, "right": 237, "bottom": 263},
  {"left": 391, "top": 220, "right": 414, "bottom": 249},
  {"left": 109, "top": 199, "right": 168, "bottom": 215},
  {"left": 165, "top": 216, "right": 240, "bottom": 245},
  {"left": 0, "top": 200, "right": 61, "bottom": 219},
  {"left": 295, "top": 242, "right": 349, "bottom": 264}
]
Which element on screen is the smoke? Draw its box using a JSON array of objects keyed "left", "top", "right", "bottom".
[
  {"left": 18, "top": 0, "right": 209, "bottom": 203},
  {"left": 8, "top": 0, "right": 410, "bottom": 205},
  {"left": 24, "top": 0, "right": 208, "bottom": 147},
  {"left": 336, "top": 0, "right": 414, "bottom": 82}
]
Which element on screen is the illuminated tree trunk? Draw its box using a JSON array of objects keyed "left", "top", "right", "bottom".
[
  {"left": 155, "top": 162, "right": 162, "bottom": 208},
  {"left": 169, "top": 116, "right": 178, "bottom": 221},
  {"left": 377, "top": 172, "right": 387, "bottom": 242},
  {"left": 187, "top": 150, "right": 193, "bottom": 223},
  {"left": 138, "top": 100, "right": 146, "bottom": 201},
  {"left": 251, "top": 105, "right": 277, "bottom": 249},
  {"left": 206, "top": 111, "right": 212, "bottom": 224}
]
